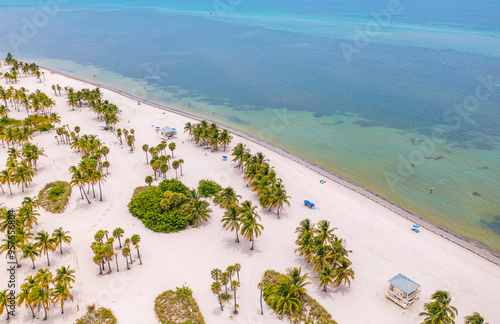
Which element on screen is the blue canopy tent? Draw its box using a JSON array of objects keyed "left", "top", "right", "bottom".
[{"left": 304, "top": 200, "right": 315, "bottom": 208}]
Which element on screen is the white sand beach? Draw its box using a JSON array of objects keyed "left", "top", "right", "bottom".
[{"left": 1, "top": 66, "right": 499, "bottom": 324}]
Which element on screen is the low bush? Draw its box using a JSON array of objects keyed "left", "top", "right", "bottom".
[
  {"left": 155, "top": 286, "right": 205, "bottom": 324},
  {"left": 74, "top": 304, "right": 117, "bottom": 324},
  {"left": 197, "top": 180, "right": 221, "bottom": 198},
  {"left": 38, "top": 181, "right": 71, "bottom": 213}
]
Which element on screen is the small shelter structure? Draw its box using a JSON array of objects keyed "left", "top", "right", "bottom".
[
  {"left": 386, "top": 273, "right": 421, "bottom": 309},
  {"left": 160, "top": 126, "right": 177, "bottom": 139}
]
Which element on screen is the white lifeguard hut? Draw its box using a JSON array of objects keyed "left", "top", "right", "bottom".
[
  {"left": 386, "top": 273, "right": 421, "bottom": 309},
  {"left": 159, "top": 126, "right": 177, "bottom": 139}
]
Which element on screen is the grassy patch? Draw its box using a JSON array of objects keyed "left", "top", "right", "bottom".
[
  {"left": 155, "top": 286, "right": 205, "bottom": 324},
  {"left": 38, "top": 181, "right": 71, "bottom": 213},
  {"left": 0, "top": 117, "right": 22, "bottom": 126},
  {"left": 262, "top": 270, "right": 337, "bottom": 324},
  {"left": 131, "top": 185, "right": 151, "bottom": 199},
  {"left": 74, "top": 304, "right": 117, "bottom": 324}
]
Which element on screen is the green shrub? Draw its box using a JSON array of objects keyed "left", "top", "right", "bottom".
[
  {"left": 197, "top": 180, "right": 222, "bottom": 198},
  {"left": 74, "top": 304, "right": 117, "bottom": 324},
  {"left": 128, "top": 182, "right": 191, "bottom": 233},
  {"left": 38, "top": 181, "right": 71, "bottom": 213},
  {"left": 159, "top": 179, "right": 190, "bottom": 195},
  {"left": 155, "top": 286, "right": 205, "bottom": 324}
]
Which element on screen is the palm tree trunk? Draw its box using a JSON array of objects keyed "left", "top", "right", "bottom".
[
  {"left": 98, "top": 263, "right": 102, "bottom": 274},
  {"left": 233, "top": 289, "right": 237, "bottom": 314},
  {"left": 15, "top": 253, "right": 20, "bottom": 268},
  {"left": 99, "top": 181, "right": 103, "bottom": 201},
  {"left": 115, "top": 255, "right": 119, "bottom": 272},
  {"left": 29, "top": 304, "right": 35, "bottom": 317},
  {"left": 118, "top": 237, "right": 122, "bottom": 248},
  {"left": 251, "top": 236, "right": 255, "bottom": 250},
  {"left": 125, "top": 256, "right": 129, "bottom": 270},
  {"left": 46, "top": 251, "right": 50, "bottom": 266},
  {"left": 235, "top": 230, "right": 239, "bottom": 243},
  {"left": 259, "top": 288, "right": 263, "bottom": 315},
  {"left": 61, "top": 302, "right": 64, "bottom": 314},
  {"left": 218, "top": 293, "right": 223, "bottom": 311},
  {"left": 78, "top": 185, "right": 84, "bottom": 199},
  {"left": 60, "top": 242, "right": 63, "bottom": 254},
  {"left": 31, "top": 258, "right": 36, "bottom": 269},
  {"left": 136, "top": 248, "right": 142, "bottom": 265},
  {"left": 107, "top": 258, "right": 112, "bottom": 273},
  {"left": 82, "top": 186, "right": 91, "bottom": 204}
]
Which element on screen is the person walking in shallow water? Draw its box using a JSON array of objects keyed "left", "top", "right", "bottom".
[{"left": 430, "top": 187, "right": 433, "bottom": 194}]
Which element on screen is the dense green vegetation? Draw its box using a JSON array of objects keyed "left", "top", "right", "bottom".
[
  {"left": 128, "top": 179, "right": 212, "bottom": 233},
  {"left": 75, "top": 304, "right": 117, "bottom": 324},
  {"left": 155, "top": 286, "right": 205, "bottom": 324},
  {"left": 198, "top": 179, "right": 222, "bottom": 198},
  {"left": 260, "top": 269, "right": 337, "bottom": 324},
  {"left": 38, "top": 181, "right": 72, "bottom": 213}
]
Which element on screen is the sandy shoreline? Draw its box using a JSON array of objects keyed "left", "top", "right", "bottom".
[
  {"left": 1, "top": 64, "right": 499, "bottom": 324},
  {"left": 41, "top": 65, "right": 500, "bottom": 266}
]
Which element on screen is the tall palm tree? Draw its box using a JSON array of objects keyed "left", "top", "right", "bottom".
[
  {"left": 34, "top": 231, "right": 56, "bottom": 266},
  {"left": 21, "top": 242, "right": 39, "bottom": 269},
  {"left": 178, "top": 159, "right": 184, "bottom": 176},
  {"left": 231, "top": 280, "right": 240, "bottom": 314},
  {"left": 464, "top": 312, "right": 487, "bottom": 324},
  {"left": 55, "top": 265, "right": 75, "bottom": 289},
  {"left": 169, "top": 142, "right": 176, "bottom": 158},
  {"left": 182, "top": 191, "right": 212, "bottom": 227},
  {"left": 316, "top": 263, "right": 335, "bottom": 292},
  {"left": 333, "top": 259, "right": 355, "bottom": 288},
  {"left": 0, "top": 289, "right": 11, "bottom": 320},
  {"left": 420, "top": 290, "right": 458, "bottom": 324},
  {"left": 145, "top": 175, "right": 153, "bottom": 186},
  {"left": 211, "top": 281, "right": 223, "bottom": 311},
  {"left": 0, "top": 169, "right": 15, "bottom": 195},
  {"left": 130, "top": 234, "right": 142, "bottom": 265},
  {"left": 34, "top": 267, "right": 54, "bottom": 292},
  {"left": 14, "top": 161, "right": 36, "bottom": 192},
  {"left": 240, "top": 201, "right": 264, "bottom": 250},
  {"left": 122, "top": 246, "right": 131, "bottom": 270},
  {"left": 269, "top": 180, "right": 290, "bottom": 217},
  {"left": 113, "top": 228, "right": 125, "bottom": 248},
  {"left": 285, "top": 267, "right": 310, "bottom": 294},
  {"left": 221, "top": 204, "right": 242, "bottom": 243},
  {"left": 17, "top": 276, "right": 36, "bottom": 318},
  {"left": 172, "top": 160, "right": 180, "bottom": 179},
  {"left": 53, "top": 283, "right": 73, "bottom": 314},
  {"left": 52, "top": 227, "right": 72, "bottom": 254},
  {"left": 313, "top": 220, "right": 337, "bottom": 245},
  {"left": 257, "top": 281, "right": 264, "bottom": 315},
  {"left": 215, "top": 187, "right": 241, "bottom": 208},
  {"left": 93, "top": 254, "right": 103, "bottom": 275},
  {"left": 30, "top": 286, "right": 52, "bottom": 320},
  {"left": 142, "top": 144, "right": 149, "bottom": 164}
]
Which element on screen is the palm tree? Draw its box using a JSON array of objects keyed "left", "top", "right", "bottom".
[
  {"left": 231, "top": 143, "right": 248, "bottom": 169},
  {"left": 21, "top": 242, "right": 39, "bottom": 269},
  {"left": 211, "top": 281, "right": 223, "bottom": 311},
  {"left": 93, "top": 254, "right": 103, "bottom": 275},
  {"left": 240, "top": 201, "right": 264, "bottom": 250},
  {"left": 333, "top": 259, "right": 355, "bottom": 287},
  {"left": 264, "top": 278, "right": 302, "bottom": 318},
  {"left": 313, "top": 220, "right": 337, "bottom": 245},
  {"left": 113, "top": 227, "right": 125, "bottom": 248},
  {"left": 234, "top": 263, "right": 242, "bottom": 282},
  {"left": 172, "top": 160, "right": 180, "bottom": 179},
  {"left": 0, "top": 289, "right": 11, "bottom": 320},
  {"left": 285, "top": 267, "right": 310, "bottom": 293},
  {"left": 222, "top": 204, "right": 242, "bottom": 243},
  {"left": 215, "top": 187, "right": 241, "bottom": 208},
  {"left": 145, "top": 175, "right": 153, "bottom": 186},
  {"left": 231, "top": 280, "right": 240, "bottom": 314},
  {"left": 93, "top": 170, "right": 107, "bottom": 201},
  {"left": 169, "top": 142, "right": 176, "bottom": 158},
  {"left": 0, "top": 169, "right": 15, "bottom": 195},
  {"left": 130, "top": 234, "right": 142, "bottom": 265},
  {"left": 420, "top": 290, "right": 458, "bottom": 324},
  {"left": 52, "top": 227, "right": 72, "bottom": 254},
  {"left": 53, "top": 283, "right": 73, "bottom": 314},
  {"left": 30, "top": 286, "right": 52, "bottom": 320},
  {"left": 178, "top": 159, "right": 184, "bottom": 176},
  {"left": 0, "top": 236, "right": 22, "bottom": 268},
  {"left": 14, "top": 161, "right": 36, "bottom": 192},
  {"left": 182, "top": 191, "right": 212, "bottom": 227},
  {"left": 269, "top": 180, "right": 290, "bottom": 217},
  {"left": 464, "top": 312, "right": 487, "bottom": 324},
  {"left": 17, "top": 276, "right": 36, "bottom": 318},
  {"left": 142, "top": 144, "right": 149, "bottom": 164},
  {"left": 316, "top": 264, "right": 335, "bottom": 292},
  {"left": 55, "top": 266, "right": 76, "bottom": 289},
  {"left": 220, "top": 272, "right": 230, "bottom": 294},
  {"left": 257, "top": 281, "right": 264, "bottom": 315},
  {"left": 34, "top": 231, "right": 56, "bottom": 266},
  {"left": 122, "top": 247, "right": 131, "bottom": 270},
  {"left": 160, "top": 163, "right": 168, "bottom": 179}
]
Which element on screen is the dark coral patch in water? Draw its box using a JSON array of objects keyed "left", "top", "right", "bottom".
[
  {"left": 473, "top": 192, "right": 481, "bottom": 197},
  {"left": 481, "top": 216, "right": 500, "bottom": 235},
  {"left": 353, "top": 120, "right": 381, "bottom": 127}
]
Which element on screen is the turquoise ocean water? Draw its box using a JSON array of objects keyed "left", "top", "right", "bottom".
[{"left": 0, "top": 0, "right": 499, "bottom": 252}]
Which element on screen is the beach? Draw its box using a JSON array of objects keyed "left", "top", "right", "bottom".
[{"left": 1, "top": 66, "right": 499, "bottom": 323}]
